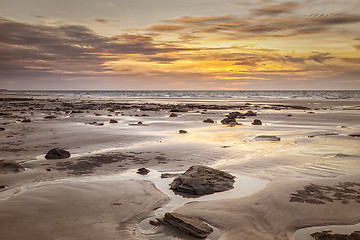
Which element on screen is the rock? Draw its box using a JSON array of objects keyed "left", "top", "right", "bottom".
[
  {"left": 45, "top": 168, "right": 51, "bottom": 172},
  {"left": 0, "top": 160, "right": 25, "bottom": 173},
  {"left": 161, "top": 173, "right": 182, "bottom": 178},
  {"left": 310, "top": 230, "right": 360, "bottom": 240},
  {"left": 227, "top": 112, "right": 244, "bottom": 119},
  {"left": 179, "top": 130, "right": 187, "bottom": 134},
  {"left": 244, "top": 110, "right": 257, "bottom": 116},
  {"left": 44, "top": 115, "right": 56, "bottom": 119},
  {"left": 349, "top": 231, "right": 360, "bottom": 239},
  {"left": 149, "top": 219, "right": 160, "bottom": 226},
  {"left": 0, "top": 127, "right": 4, "bottom": 131},
  {"left": 254, "top": 135, "right": 281, "bottom": 141},
  {"left": 220, "top": 117, "right": 237, "bottom": 125},
  {"left": 45, "top": 148, "right": 71, "bottom": 159},
  {"left": 163, "top": 212, "right": 213, "bottom": 238},
  {"left": 109, "top": 119, "right": 118, "bottom": 123},
  {"left": 95, "top": 113, "right": 101, "bottom": 116},
  {"left": 169, "top": 113, "right": 178, "bottom": 117},
  {"left": 137, "top": 168, "right": 150, "bottom": 175},
  {"left": 22, "top": 118, "right": 31, "bottom": 122},
  {"left": 349, "top": 133, "right": 360, "bottom": 138},
  {"left": 170, "top": 165, "right": 235, "bottom": 196},
  {"left": 252, "top": 119, "right": 262, "bottom": 125},
  {"left": 170, "top": 109, "right": 188, "bottom": 112},
  {"left": 203, "top": 118, "right": 215, "bottom": 123},
  {"left": 137, "top": 121, "right": 143, "bottom": 125}
]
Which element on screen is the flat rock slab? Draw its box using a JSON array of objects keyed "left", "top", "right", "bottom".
[
  {"left": 170, "top": 165, "right": 235, "bottom": 196},
  {"left": 311, "top": 230, "right": 360, "bottom": 240},
  {"left": 254, "top": 135, "right": 281, "bottom": 141},
  {"left": 163, "top": 212, "right": 213, "bottom": 238}
]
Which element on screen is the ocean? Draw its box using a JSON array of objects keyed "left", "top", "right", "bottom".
[{"left": 2, "top": 90, "right": 360, "bottom": 100}]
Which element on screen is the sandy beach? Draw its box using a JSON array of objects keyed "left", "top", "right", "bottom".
[{"left": 0, "top": 93, "right": 359, "bottom": 240}]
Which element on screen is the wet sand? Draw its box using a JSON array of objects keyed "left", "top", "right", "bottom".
[{"left": 0, "top": 94, "right": 359, "bottom": 239}]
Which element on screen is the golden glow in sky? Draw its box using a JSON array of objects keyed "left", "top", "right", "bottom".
[{"left": 0, "top": 0, "right": 359, "bottom": 90}]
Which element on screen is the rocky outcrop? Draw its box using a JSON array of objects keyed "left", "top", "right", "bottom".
[
  {"left": 311, "top": 230, "right": 360, "bottom": 240},
  {"left": 179, "top": 130, "right": 187, "bottom": 134},
  {"left": 45, "top": 148, "right": 71, "bottom": 159},
  {"left": 254, "top": 135, "right": 281, "bottom": 141},
  {"left": 0, "top": 160, "right": 25, "bottom": 173},
  {"left": 170, "top": 165, "right": 235, "bottom": 196},
  {"left": 163, "top": 212, "right": 213, "bottom": 238}
]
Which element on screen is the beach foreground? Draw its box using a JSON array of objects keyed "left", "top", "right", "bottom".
[{"left": 0, "top": 94, "right": 359, "bottom": 240}]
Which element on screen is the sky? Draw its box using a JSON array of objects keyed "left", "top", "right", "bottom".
[{"left": 0, "top": 0, "right": 360, "bottom": 90}]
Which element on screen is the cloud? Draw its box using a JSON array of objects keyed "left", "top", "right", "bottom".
[
  {"left": 251, "top": 2, "right": 300, "bottom": 16},
  {"left": 94, "top": 18, "right": 110, "bottom": 24},
  {"left": 0, "top": 17, "right": 199, "bottom": 76}
]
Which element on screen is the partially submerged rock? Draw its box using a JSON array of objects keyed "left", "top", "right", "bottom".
[
  {"left": 252, "top": 119, "right": 262, "bottom": 125},
  {"left": 45, "top": 148, "right": 71, "bottom": 159},
  {"left": 311, "top": 230, "right": 360, "bottom": 240},
  {"left": 0, "top": 160, "right": 25, "bottom": 173},
  {"left": 254, "top": 135, "right": 281, "bottom": 141},
  {"left": 109, "top": 119, "right": 118, "bottom": 123},
  {"left": 137, "top": 168, "right": 150, "bottom": 175},
  {"left": 169, "top": 113, "right": 178, "bottom": 117},
  {"left": 170, "top": 165, "right": 235, "bottom": 196},
  {"left": 244, "top": 110, "right": 257, "bottom": 116},
  {"left": 163, "top": 212, "right": 213, "bottom": 238},
  {"left": 203, "top": 118, "right": 215, "bottom": 123},
  {"left": 220, "top": 117, "right": 237, "bottom": 125}
]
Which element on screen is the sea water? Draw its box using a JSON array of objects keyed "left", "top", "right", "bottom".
[{"left": 3, "top": 90, "right": 360, "bottom": 100}]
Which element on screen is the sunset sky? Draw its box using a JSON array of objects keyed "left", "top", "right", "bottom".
[{"left": 1, "top": 0, "right": 359, "bottom": 90}]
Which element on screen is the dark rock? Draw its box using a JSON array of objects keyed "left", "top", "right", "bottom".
[
  {"left": 0, "top": 127, "right": 4, "bottom": 131},
  {"left": 161, "top": 173, "right": 182, "bottom": 178},
  {"left": 179, "top": 130, "right": 188, "bottom": 134},
  {"left": 220, "top": 117, "right": 237, "bottom": 125},
  {"left": 287, "top": 114, "right": 292, "bottom": 117},
  {"left": 349, "top": 134, "right": 360, "bottom": 138},
  {"left": 44, "top": 115, "right": 57, "bottom": 119},
  {"left": 149, "top": 219, "right": 160, "bottom": 226},
  {"left": 95, "top": 113, "right": 101, "bottom": 116},
  {"left": 227, "top": 112, "right": 244, "bottom": 119},
  {"left": 169, "top": 113, "right": 178, "bottom": 117},
  {"left": 254, "top": 135, "right": 281, "bottom": 141},
  {"left": 170, "top": 165, "right": 235, "bottom": 196},
  {"left": 22, "top": 118, "right": 31, "bottom": 122},
  {"left": 45, "top": 148, "right": 71, "bottom": 159},
  {"left": 71, "top": 110, "right": 83, "bottom": 114},
  {"left": 244, "top": 110, "right": 257, "bottom": 116},
  {"left": 170, "top": 109, "right": 188, "bottom": 112},
  {"left": 137, "top": 168, "right": 150, "bottom": 175},
  {"left": 0, "top": 185, "right": 6, "bottom": 189},
  {"left": 310, "top": 230, "right": 360, "bottom": 240},
  {"left": 137, "top": 121, "right": 143, "bottom": 125},
  {"left": 109, "top": 119, "right": 118, "bottom": 123},
  {"left": 0, "top": 160, "right": 25, "bottom": 173},
  {"left": 203, "top": 118, "right": 215, "bottom": 123},
  {"left": 252, "top": 119, "right": 262, "bottom": 125},
  {"left": 45, "top": 168, "right": 51, "bottom": 172},
  {"left": 163, "top": 212, "right": 213, "bottom": 238}
]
